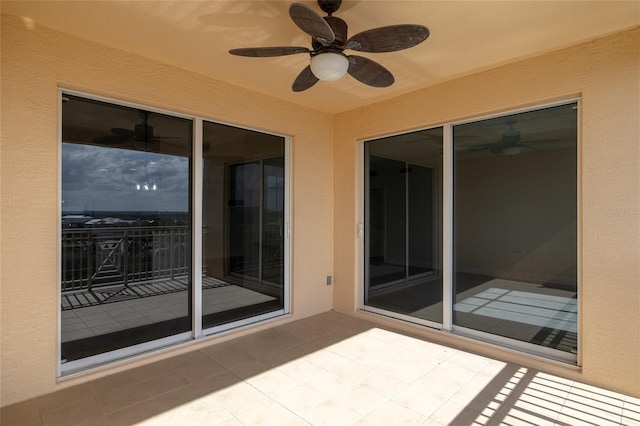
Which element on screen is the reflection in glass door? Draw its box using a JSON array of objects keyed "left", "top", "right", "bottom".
[
  {"left": 202, "top": 121, "right": 286, "bottom": 329},
  {"left": 368, "top": 157, "right": 406, "bottom": 287},
  {"left": 60, "top": 93, "right": 289, "bottom": 372},
  {"left": 362, "top": 102, "right": 578, "bottom": 361},
  {"left": 228, "top": 157, "right": 284, "bottom": 287},
  {"left": 262, "top": 157, "right": 285, "bottom": 287},
  {"left": 60, "top": 94, "right": 193, "bottom": 367},
  {"left": 453, "top": 103, "right": 578, "bottom": 355},
  {"left": 228, "top": 161, "right": 261, "bottom": 280},
  {"left": 364, "top": 129, "right": 443, "bottom": 324}
]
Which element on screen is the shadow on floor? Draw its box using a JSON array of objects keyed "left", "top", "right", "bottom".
[{"left": 1, "top": 311, "right": 637, "bottom": 426}]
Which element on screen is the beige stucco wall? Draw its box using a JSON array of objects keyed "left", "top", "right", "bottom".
[
  {"left": 334, "top": 28, "right": 640, "bottom": 396},
  {"left": 0, "top": 13, "right": 334, "bottom": 406}
]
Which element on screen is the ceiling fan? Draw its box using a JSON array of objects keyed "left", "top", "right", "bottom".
[
  {"left": 466, "top": 120, "right": 542, "bottom": 156},
  {"left": 229, "top": 0, "right": 430, "bottom": 92},
  {"left": 93, "top": 112, "right": 179, "bottom": 151}
]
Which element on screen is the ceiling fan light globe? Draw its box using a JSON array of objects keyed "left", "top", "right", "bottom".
[{"left": 310, "top": 52, "right": 349, "bottom": 81}]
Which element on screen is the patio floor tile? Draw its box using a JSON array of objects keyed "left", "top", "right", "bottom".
[{"left": 2, "top": 311, "right": 638, "bottom": 425}]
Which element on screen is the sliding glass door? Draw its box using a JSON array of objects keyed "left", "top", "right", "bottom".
[
  {"left": 61, "top": 94, "right": 193, "bottom": 365},
  {"left": 364, "top": 128, "right": 443, "bottom": 324},
  {"left": 453, "top": 103, "right": 578, "bottom": 354},
  {"left": 60, "top": 92, "right": 289, "bottom": 372},
  {"left": 363, "top": 102, "right": 578, "bottom": 360},
  {"left": 201, "top": 121, "right": 286, "bottom": 330}
]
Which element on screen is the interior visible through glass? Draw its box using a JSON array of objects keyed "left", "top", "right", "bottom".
[
  {"left": 453, "top": 103, "right": 578, "bottom": 353},
  {"left": 364, "top": 128, "right": 443, "bottom": 324},
  {"left": 202, "top": 121, "right": 285, "bottom": 329},
  {"left": 61, "top": 94, "right": 192, "bottom": 362}
]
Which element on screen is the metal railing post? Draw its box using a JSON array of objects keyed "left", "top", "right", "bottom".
[
  {"left": 87, "top": 233, "right": 96, "bottom": 299},
  {"left": 170, "top": 229, "right": 175, "bottom": 279},
  {"left": 122, "top": 230, "right": 129, "bottom": 287}
]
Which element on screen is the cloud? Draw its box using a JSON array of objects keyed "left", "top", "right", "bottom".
[{"left": 62, "top": 143, "right": 189, "bottom": 212}]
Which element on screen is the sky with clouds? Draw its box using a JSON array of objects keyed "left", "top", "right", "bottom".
[{"left": 62, "top": 143, "right": 189, "bottom": 213}]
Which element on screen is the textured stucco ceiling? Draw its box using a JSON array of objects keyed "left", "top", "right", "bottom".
[{"left": 2, "top": 0, "right": 638, "bottom": 113}]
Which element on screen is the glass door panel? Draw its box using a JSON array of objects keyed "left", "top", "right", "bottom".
[
  {"left": 408, "top": 166, "right": 436, "bottom": 278},
  {"left": 364, "top": 128, "right": 443, "bottom": 324},
  {"left": 368, "top": 156, "right": 407, "bottom": 287},
  {"left": 61, "top": 94, "right": 192, "bottom": 364},
  {"left": 262, "top": 157, "right": 285, "bottom": 287},
  {"left": 202, "top": 121, "right": 285, "bottom": 329},
  {"left": 228, "top": 162, "right": 261, "bottom": 279},
  {"left": 453, "top": 103, "right": 578, "bottom": 353}
]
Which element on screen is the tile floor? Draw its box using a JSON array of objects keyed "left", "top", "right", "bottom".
[{"left": 2, "top": 312, "right": 639, "bottom": 426}]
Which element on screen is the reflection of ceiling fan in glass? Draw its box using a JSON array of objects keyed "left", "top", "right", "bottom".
[
  {"left": 466, "top": 120, "right": 551, "bottom": 156},
  {"left": 93, "top": 111, "right": 178, "bottom": 151}
]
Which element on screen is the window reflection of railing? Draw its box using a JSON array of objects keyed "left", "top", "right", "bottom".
[{"left": 61, "top": 226, "right": 190, "bottom": 293}]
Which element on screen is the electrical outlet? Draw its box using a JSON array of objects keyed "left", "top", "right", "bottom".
[{"left": 326, "top": 275, "right": 332, "bottom": 286}]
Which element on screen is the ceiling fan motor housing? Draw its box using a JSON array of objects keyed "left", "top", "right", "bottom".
[
  {"left": 318, "top": 0, "right": 342, "bottom": 15},
  {"left": 134, "top": 123, "right": 153, "bottom": 140}
]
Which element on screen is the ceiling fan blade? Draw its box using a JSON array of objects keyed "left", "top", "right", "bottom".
[
  {"left": 229, "top": 46, "right": 310, "bottom": 57},
  {"left": 289, "top": 3, "right": 335, "bottom": 44},
  {"left": 520, "top": 144, "right": 542, "bottom": 151},
  {"left": 347, "top": 25, "right": 429, "bottom": 53},
  {"left": 292, "top": 65, "right": 319, "bottom": 92},
  {"left": 465, "top": 144, "right": 491, "bottom": 151},
  {"left": 347, "top": 55, "right": 394, "bottom": 87},
  {"left": 111, "top": 128, "right": 136, "bottom": 137},
  {"left": 93, "top": 135, "right": 130, "bottom": 145}
]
